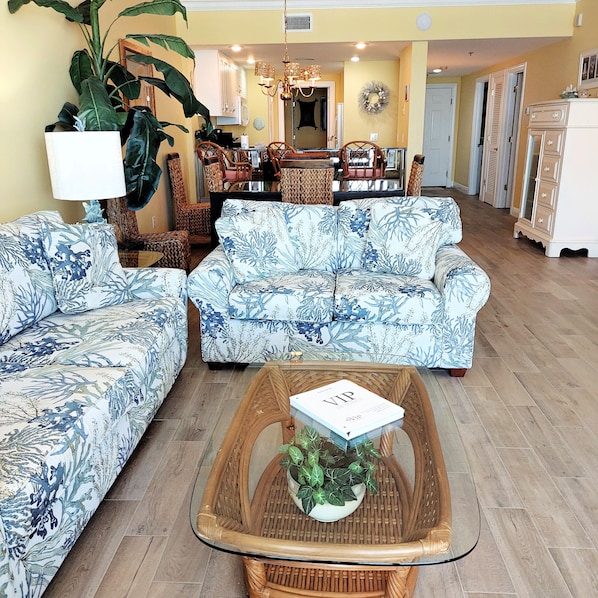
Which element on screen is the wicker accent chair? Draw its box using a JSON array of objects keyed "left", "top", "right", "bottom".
[
  {"left": 203, "top": 161, "right": 224, "bottom": 193},
  {"left": 339, "top": 140, "right": 386, "bottom": 180},
  {"left": 407, "top": 154, "right": 425, "bottom": 196},
  {"left": 105, "top": 197, "right": 190, "bottom": 271},
  {"left": 196, "top": 141, "right": 253, "bottom": 184},
  {"left": 267, "top": 141, "right": 296, "bottom": 180},
  {"left": 280, "top": 166, "right": 335, "bottom": 205},
  {"left": 166, "top": 152, "right": 210, "bottom": 244}
]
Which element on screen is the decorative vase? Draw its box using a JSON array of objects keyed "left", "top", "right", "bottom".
[{"left": 286, "top": 470, "right": 366, "bottom": 523}]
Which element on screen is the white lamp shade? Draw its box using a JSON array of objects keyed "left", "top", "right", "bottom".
[{"left": 45, "top": 131, "right": 126, "bottom": 200}]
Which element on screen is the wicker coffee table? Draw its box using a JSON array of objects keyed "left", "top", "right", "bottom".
[{"left": 191, "top": 361, "right": 479, "bottom": 597}]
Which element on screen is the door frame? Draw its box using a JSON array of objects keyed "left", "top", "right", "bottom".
[
  {"left": 468, "top": 76, "right": 490, "bottom": 195},
  {"left": 277, "top": 80, "right": 336, "bottom": 148}
]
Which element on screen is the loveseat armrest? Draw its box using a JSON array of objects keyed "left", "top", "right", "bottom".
[
  {"left": 187, "top": 246, "right": 236, "bottom": 314},
  {"left": 434, "top": 245, "right": 491, "bottom": 315},
  {"left": 124, "top": 267, "right": 188, "bottom": 304}
]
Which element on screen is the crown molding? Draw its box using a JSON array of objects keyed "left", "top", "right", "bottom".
[{"left": 181, "top": 0, "right": 575, "bottom": 10}]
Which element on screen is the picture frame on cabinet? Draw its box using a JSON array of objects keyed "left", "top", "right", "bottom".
[
  {"left": 578, "top": 47, "right": 598, "bottom": 90},
  {"left": 119, "top": 39, "right": 156, "bottom": 114}
]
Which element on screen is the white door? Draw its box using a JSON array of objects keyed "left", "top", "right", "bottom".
[
  {"left": 422, "top": 85, "right": 455, "bottom": 187},
  {"left": 480, "top": 70, "right": 506, "bottom": 205}
]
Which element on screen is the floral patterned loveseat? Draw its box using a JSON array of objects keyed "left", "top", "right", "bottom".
[
  {"left": 188, "top": 197, "right": 490, "bottom": 374},
  {"left": 0, "top": 211, "right": 188, "bottom": 597}
]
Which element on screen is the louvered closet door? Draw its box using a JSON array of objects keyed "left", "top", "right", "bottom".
[{"left": 481, "top": 70, "right": 506, "bottom": 205}]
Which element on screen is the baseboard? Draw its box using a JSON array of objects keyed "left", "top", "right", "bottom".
[{"left": 452, "top": 181, "right": 472, "bottom": 195}]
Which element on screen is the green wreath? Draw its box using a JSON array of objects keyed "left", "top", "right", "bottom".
[{"left": 358, "top": 81, "right": 390, "bottom": 114}]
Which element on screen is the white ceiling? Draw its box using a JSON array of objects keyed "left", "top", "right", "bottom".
[{"left": 197, "top": 36, "right": 564, "bottom": 78}]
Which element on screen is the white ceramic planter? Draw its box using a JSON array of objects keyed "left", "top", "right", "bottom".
[{"left": 287, "top": 470, "right": 366, "bottom": 523}]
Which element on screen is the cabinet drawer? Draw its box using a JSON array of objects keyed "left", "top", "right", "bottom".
[
  {"left": 543, "top": 130, "right": 564, "bottom": 155},
  {"left": 539, "top": 154, "right": 560, "bottom": 183},
  {"left": 529, "top": 103, "right": 568, "bottom": 126},
  {"left": 536, "top": 181, "right": 557, "bottom": 209},
  {"left": 534, "top": 205, "right": 554, "bottom": 234}
]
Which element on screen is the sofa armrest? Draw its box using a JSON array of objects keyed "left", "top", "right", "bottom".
[
  {"left": 434, "top": 245, "right": 491, "bottom": 315},
  {"left": 187, "top": 246, "right": 236, "bottom": 314},
  {"left": 124, "top": 267, "right": 188, "bottom": 304}
]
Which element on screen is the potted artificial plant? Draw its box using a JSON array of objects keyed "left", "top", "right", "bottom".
[
  {"left": 8, "top": 0, "right": 213, "bottom": 210},
  {"left": 279, "top": 425, "right": 380, "bottom": 523}
]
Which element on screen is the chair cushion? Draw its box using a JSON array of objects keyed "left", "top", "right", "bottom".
[
  {"left": 0, "top": 211, "right": 62, "bottom": 344},
  {"left": 42, "top": 222, "right": 132, "bottom": 314},
  {"left": 216, "top": 205, "right": 300, "bottom": 284},
  {"left": 334, "top": 268, "right": 443, "bottom": 324},
  {"left": 362, "top": 203, "right": 443, "bottom": 279},
  {"left": 229, "top": 270, "right": 335, "bottom": 322}
]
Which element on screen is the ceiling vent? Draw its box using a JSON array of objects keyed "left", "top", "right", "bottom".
[{"left": 285, "top": 13, "right": 312, "bottom": 32}]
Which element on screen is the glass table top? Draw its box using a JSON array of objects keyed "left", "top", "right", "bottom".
[{"left": 190, "top": 360, "right": 479, "bottom": 568}]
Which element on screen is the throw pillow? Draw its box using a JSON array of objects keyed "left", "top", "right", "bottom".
[
  {"left": 42, "top": 222, "right": 132, "bottom": 314},
  {"left": 215, "top": 205, "right": 300, "bottom": 284},
  {"left": 362, "top": 203, "right": 443, "bottom": 279}
]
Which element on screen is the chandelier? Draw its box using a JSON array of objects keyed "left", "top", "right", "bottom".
[{"left": 254, "top": 0, "right": 321, "bottom": 101}]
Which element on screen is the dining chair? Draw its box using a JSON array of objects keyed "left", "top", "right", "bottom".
[
  {"left": 267, "top": 141, "right": 296, "bottom": 180},
  {"left": 104, "top": 197, "right": 190, "bottom": 271},
  {"left": 196, "top": 141, "right": 253, "bottom": 184},
  {"left": 166, "top": 153, "right": 211, "bottom": 244},
  {"left": 339, "top": 140, "right": 386, "bottom": 180},
  {"left": 406, "top": 154, "right": 425, "bottom": 196},
  {"left": 280, "top": 166, "right": 335, "bottom": 205}
]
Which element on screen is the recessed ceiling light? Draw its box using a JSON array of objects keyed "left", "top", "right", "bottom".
[
  {"left": 230, "top": 45, "right": 242, "bottom": 52},
  {"left": 355, "top": 42, "right": 367, "bottom": 50},
  {"left": 432, "top": 68, "right": 443, "bottom": 74},
  {"left": 247, "top": 57, "right": 256, "bottom": 65},
  {"left": 351, "top": 55, "right": 360, "bottom": 62}
]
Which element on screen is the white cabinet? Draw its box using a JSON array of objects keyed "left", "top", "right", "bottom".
[
  {"left": 514, "top": 99, "right": 598, "bottom": 257},
  {"left": 194, "top": 50, "right": 239, "bottom": 119}
]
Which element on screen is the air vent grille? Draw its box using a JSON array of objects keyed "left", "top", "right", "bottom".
[{"left": 285, "top": 13, "right": 312, "bottom": 32}]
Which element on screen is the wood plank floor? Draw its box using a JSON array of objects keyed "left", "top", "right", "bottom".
[{"left": 44, "top": 190, "right": 598, "bottom": 597}]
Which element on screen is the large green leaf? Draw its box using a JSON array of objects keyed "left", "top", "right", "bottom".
[
  {"left": 69, "top": 50, "right": 94, "bottom": 95},
  {"left": 8, "top": 0, "right": 83, "bottom": 21},
  {"left": 119, "top": 0, "right": 187, "bottom": 23},
  {"left": 125, "top": 34, "right": 194, "bottom": 60},
  {"left": 123, "top": 108, "right": 168, "bottom": 209},
  {"left": 107, "top": 61, "right": 141, "bottom": 102},
  {"left": 78, "top": 77, "right": 120, "bottom": 131}
]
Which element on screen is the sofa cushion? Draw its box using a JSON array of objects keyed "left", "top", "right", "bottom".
[
  {"left": 0, "top": 210, "right": 62, "bottom": 344},
  {"left": 229, "top": 270, "right": 335, "bottom": 322},
  {"left": 42, "top": 222, "right": 132, "bottom": 314},
  {"left": 334, "top": 268, "right": 443, "bottom": 325},
  {"left": 216, "top": 205, "right": 300, "bottom": 283},
  {"left": 221, "top": 199, "right": 338, "bottom": 271},
  {"left": 362, "top": 204, "right": 444, "bottom": 279}
]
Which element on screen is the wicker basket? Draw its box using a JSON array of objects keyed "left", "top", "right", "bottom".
[{"left": 196, "top": 361, "right": 451, "bottom": 597}]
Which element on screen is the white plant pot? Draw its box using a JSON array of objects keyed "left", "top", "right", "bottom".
[{"left": 287, "top": 470, "right": 366, "bottom": 523}]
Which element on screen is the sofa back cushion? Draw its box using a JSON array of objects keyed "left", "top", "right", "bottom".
[
  {"left": 337, "top": 196, "right": 462, "bottom": 269},
  {"left": 0, "top": 211, "right": 62, "bottom": 344},
  {"left": 221, "top": 199, "right": 337, "bottom": 271}
]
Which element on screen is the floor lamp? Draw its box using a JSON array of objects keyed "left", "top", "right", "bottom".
[{"left": 45, "top": 131, "right": 126, "bottom": 223}]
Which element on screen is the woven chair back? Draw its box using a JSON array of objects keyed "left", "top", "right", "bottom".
[
  {"left": 280, "top": 167, "right": 334, "bottom": 204},
  {"left": 407, "top": 154, "right": 425, "bottom": 196}
]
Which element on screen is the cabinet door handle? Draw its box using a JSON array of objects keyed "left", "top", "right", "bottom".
[
  {"left": 552, "top": 112, "right": 560, "bottom": 119},
  {"left": 547, "top": 140, "right": 554, "bottom": 145},
  {"left": 538, "top": 218, "right": 544, "bottom": 223},
  {"left": 544, "top": 166, "right": 550, "bottom": 172},
  {"left": 541, "top": 192, "right": 547, "bottom": 198}
]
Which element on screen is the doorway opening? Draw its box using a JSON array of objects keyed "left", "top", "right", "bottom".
[{"left": 277, "top": 81, "right": 336, "bottom": 149}]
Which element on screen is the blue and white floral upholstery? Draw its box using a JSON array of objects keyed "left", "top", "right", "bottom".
[
  {"left": 187, "top": 197, "right": 490, "bottom": 371},
  {"left": 0, "top": 212, "right": 188, "bottom": 597}
]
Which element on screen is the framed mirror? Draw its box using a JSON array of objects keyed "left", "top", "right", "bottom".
[{"left": 119, "top": 39, "right": 156, "bottom": 113}]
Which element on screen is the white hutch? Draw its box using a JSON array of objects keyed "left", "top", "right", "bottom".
[{"left": 514, "top": 99, "right": 598, "bottom": 257}]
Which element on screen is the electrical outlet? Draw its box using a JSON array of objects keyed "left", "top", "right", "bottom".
[
  {"left": 151, "top": 216, "right": 156, "bottom": 229},
  {"left": 370, "top": 133, "right": 378, "bottom": 142}
]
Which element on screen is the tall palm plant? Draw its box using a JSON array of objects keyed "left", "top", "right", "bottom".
[{"left": 8, "top": 0, "right": 212, "bottom": 209}]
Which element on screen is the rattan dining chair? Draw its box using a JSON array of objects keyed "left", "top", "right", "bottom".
[
  {"left": 104, "top": 197, "right": 190, "bottom": 271},
  {"left": 339, "top": 140, "right": 386, "bottom": 180},
  {"left": 280, "top": 165, "right": 335, "bottom": 205},
  {"left": 267, "top": 141, "right": 296, "bottom": 180},
  {"left": 166, "top": 153, "right": 211, "bottom": 244},
  {"left": 196, "top": 141, "right": 253, "bottom": 183},
  {"left": 406, "top": 154, "right": 425, "bottom": 196}
]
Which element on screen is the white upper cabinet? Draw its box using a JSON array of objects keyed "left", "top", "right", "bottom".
[{"left": 194, "top": 50, "right": 239, "bottom": 118}]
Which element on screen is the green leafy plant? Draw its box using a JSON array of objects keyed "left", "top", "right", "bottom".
[
  {"left": 8, "top": 0, "right": 213, "bottom": 210},
  {"left": 279, "top": 425, "right": 380, "bottom": 515}
]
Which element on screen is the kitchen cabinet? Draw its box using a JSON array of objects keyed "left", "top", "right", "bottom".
[
  {"left": 514, "top": 99, "right": 598, "bottom": 257},
  {"left": 194, "top": 50, "right": 240, "bottom": 119}
]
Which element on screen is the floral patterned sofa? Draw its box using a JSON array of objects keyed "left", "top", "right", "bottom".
[
  {"left": 0, "top": 211, "right": 188, "bottom": 597},
  {"left": 187, "top": 197, "right": 490, "bottom": 374}
]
